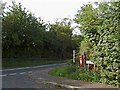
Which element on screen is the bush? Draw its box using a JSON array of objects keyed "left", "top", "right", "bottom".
[{"left": 49, "top": 62, "right": 101, "bottom": 83}]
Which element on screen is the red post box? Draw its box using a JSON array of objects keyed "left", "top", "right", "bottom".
[{"left": 79, "top": 55, "right": 83, "bottom": 67}]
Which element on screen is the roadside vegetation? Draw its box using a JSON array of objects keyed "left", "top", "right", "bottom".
[
  {"left": 2, "top": 58, "right": 67, "bottom": 68},
  {"left": 49, "top": 60, "right": 101, "bottom": 83},
  {"left": 2, "top": 0, "right": 120, "bottom": 87},
  {"left": 2, "top": 1, "right": 82, "bottom": 67},
  {"left": 76, "top": 1, "right": 120, "bottom": 87},
  {"left": 50, "top": 1, "right": 120, "bottom": 87}
]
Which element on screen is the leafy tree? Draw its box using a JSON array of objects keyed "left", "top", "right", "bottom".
[
  {"left": 75, "top": 1, "right": 120, "bottom": 87},
  {"left": 49, "top": 18, "right": 74, "bottom": 59},
  {"left": 72, "top": 34, "right": 83, "bottom": 52},
  {"left": 2, "top": 1, "right": 82, "bottom": 61},
  {"left": 75, "top": 3, "right": 100, "bottom": 45},
  {"left": 92, "top": 2, "right": 120, "bottom": 86},
  {"left": 79, "top": 38, "right": 94, "bottom": 59},
  {"left": 2, "top": 1, "right": 46, "bottom": 58}
]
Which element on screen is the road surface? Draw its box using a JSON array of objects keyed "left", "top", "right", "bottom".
[{"left": 1, "top": 63, "right": 65, "bottom": 89}]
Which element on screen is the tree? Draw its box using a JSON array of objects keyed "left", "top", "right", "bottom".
[
  {"left": 75, "top": 1, "right": 120, "bottom": 87},
  {"left": 75, "top": 3, "right": 100, "bottom": 45},
  {"left": 2, "top": 1, "right": 46, "bottom": 58},
  {"left": 92, "top": 2, "right": 120, "bottom": 86},
  {"left": 49, "top": 18, "right": 74, "bottom": 59},
  {"left": 2, "top": 1, "right": 82, "bottom": 60}
]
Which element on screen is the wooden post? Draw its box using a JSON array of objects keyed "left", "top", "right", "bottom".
[
  {"left": 73, "top": 50, "right": 75, "bottom": 63},
  {"left": 94, "top": 64, "right": 96, "bottom": 71},
  {"left": 88, "top": 64, "right": 90, "bottom": 71}
]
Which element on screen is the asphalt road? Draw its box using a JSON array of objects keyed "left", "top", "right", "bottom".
[{"left": 1, "top": 63, "right": 66, "bottom": 89}]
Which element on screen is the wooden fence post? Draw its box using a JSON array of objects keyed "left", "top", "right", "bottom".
[{"left": 73, "top": 50, "right": 75, "bottom": 63}]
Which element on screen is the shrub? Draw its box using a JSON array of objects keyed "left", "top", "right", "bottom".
[{"left": 49, "top": 62, "right": 101, "bottom": 83}]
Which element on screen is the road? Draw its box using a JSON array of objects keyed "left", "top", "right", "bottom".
[{"left": 1, "top": 63, "right": 65, "bottom": 89}]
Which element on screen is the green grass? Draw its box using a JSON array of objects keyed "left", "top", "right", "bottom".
[
  {"left": 2, "top": 58, "right": 67, "bottom": 68},
  {"left": 48, "top": 62, "right": 101, "bottom": 83}
]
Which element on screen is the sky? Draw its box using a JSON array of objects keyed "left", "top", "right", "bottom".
[{"left": 3, "top": 0, "right": 99, "bottom": 34}]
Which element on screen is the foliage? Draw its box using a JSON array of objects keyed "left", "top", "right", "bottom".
[
  {"left": 75, "top": 1, "right": 120, "bottom": 87},
  {"left": 48, "top": 18, "right": 75, "bottom": 59},
  {"left": 49, "top": 62, "right": 101, "bottom": 82},
  {"left": 2, "top": 58, "right": 67, "bottom": 68},
  {"left": 92, "top": 2, "right": 120, "bottom": 87},
  {"left": 2, "top": 1, "right": 81, "bottom": 59},
  {"left": 2, "top": 1, "right": 46, "bottom": 58},
  {"left": 72, "top": 34, "right": 83, "bottom": 52},
  {"left": 75, "top": 3, "right": 100, "bottom": 45},
  {"left": 79, "top": 38, "right": 94, "bottom": 59},
  {"left": 75, "top": 3, "right": 99, "bottom": 60}
]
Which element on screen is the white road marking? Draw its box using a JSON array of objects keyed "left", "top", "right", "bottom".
[
  {"left": 1, "top": 63, "right": 64, "bottom": 71},
  {"left": 9, "top": 73, "right": 17, "bottom": 75},
  {"left": 38, "top": 77, "right": 45, "bottom": 80},
  {"left": 1, "top": 67, "right": 30, "bottom": 71},
  {"left": 0, "top": 74, "right": 7, "bottom": 77},
  {"left": 28, "top": 71, "right": 32, "bottom": 73},
  {"left": 20, "top": 72, "right": 26, "bottom": 74}
]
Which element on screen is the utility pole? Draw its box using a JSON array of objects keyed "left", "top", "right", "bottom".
[{"left": 73, "top": 50, "right": 75, "bottom": 63}]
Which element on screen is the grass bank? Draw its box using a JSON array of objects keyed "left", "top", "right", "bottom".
[
  {"left": 2, "top": 58, "right": 67, "bottom": 68},
  {"left": 48, "top": 60, "right": 101, "bottom": 83}
]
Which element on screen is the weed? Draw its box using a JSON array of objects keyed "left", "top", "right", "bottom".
[{"left": 49, "top": 61, "right": 101, "bottom": 83}]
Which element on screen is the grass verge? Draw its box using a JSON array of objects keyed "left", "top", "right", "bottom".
[
  {"left": 2, "top": 58, "right": 67, "bottom": 68},
  {"left": 48, "top": 60, "right": 101, "bottom": 83}
]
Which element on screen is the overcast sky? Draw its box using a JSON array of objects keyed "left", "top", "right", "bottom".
[
  {"left": 3, "top": 0, "right": 99, "bottom": 34},
  {"left": 3, "top": 0, "right": 100, "bottom": 22}
]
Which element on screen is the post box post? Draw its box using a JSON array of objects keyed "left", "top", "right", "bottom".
[
  {"left": 94, "top": 64, "right": 96, "bottom": 71},
  {"left": 88, "top": 63, "right": 90, "bottom": 71}
]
